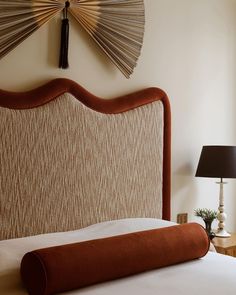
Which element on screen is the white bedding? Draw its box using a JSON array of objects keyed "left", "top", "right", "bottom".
[{"left": 1, "top": 218, "right": 236, "bottom": 295}]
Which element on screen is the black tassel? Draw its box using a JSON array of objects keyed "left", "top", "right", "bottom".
[{"left": 59, "top": 3, "right": 70, "bottom": 69}]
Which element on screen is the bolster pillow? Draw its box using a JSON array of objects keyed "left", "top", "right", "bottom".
[{"left": 21, "top": 223, "right": 209, "bottom": 295}]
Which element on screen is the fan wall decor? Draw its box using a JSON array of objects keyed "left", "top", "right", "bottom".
[{"left": 0, "top": 0, "right": 145, "bottom": 78}]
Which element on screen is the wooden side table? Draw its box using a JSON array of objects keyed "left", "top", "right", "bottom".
[{"left": 212, "top": 233, "right": 236, "bottom": 257}]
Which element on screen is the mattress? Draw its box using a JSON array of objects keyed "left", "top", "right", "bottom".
[{"left": 1, "top": 218, "right": 236, "bottom": 295}]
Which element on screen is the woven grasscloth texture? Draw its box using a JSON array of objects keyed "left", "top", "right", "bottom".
[{"left": 0, "top": 94, "right": 163, "bottom": 240}]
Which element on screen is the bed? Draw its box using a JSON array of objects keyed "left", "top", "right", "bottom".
[{"left": 0, "top": 79, "right": 235, "bottom": 295}]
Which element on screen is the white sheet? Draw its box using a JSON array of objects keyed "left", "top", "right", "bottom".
[
  {"left": 0, "top": 218, "right": 236, "bottom": 295},
  {"left": 65, "top": 252, "right": 236, "bottom": 295}
]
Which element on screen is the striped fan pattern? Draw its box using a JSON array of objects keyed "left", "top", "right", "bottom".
[{"left": 0, "top": 0, "right": 145, "bottom": 78}]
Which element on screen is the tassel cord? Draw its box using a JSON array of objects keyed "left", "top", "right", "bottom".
[{"left": 59, "top": 1, "right": 70, "bottom": 69}]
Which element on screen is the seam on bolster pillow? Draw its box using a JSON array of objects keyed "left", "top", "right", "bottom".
[
  {"left": 20, "top": 223, "right": 210, "bottom": 295},
  {"left": 21, "top": 251, "right": 48, "bottom": 295}
]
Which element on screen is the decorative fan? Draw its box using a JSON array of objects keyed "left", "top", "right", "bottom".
[{"left": 0, "top": 0, "right": 145, "bottom": 78}]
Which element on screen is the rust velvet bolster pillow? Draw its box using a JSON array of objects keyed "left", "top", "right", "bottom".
[{"left": 20, "top": 223, "right": 209, "bottom": 295}]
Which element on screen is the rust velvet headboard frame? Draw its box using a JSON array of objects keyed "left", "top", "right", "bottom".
[{"left": 0, "top": 79, "right": 171, "bottom": 240}]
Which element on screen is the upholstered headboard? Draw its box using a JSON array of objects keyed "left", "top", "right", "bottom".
[{"left": 0, "top": 79, "right": 171, "bottom": 240}]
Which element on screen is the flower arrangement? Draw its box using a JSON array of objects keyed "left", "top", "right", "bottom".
[
  {"left": 194, "top": 208, "right": 217, "bottom": 240},
  {"left": 194, "top": 208, "right": 217, "bottom": 221}
]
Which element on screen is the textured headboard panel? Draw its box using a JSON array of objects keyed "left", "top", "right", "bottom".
[{"left": 0, "top": 79, "right": 171, "bottom": 240}]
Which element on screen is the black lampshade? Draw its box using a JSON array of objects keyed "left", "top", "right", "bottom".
[{"left": 195, "top": 146, "right": 236, "bottom": 179}]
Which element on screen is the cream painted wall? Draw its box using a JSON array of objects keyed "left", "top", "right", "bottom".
[{"left": 1, "top": 0, "right": 236, "bottom": 231}]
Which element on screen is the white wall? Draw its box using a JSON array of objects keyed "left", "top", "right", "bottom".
[{"left": 1, "top": 0, "right": 236, "bottom": 231}]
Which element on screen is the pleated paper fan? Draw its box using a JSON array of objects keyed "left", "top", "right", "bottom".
[
  {"left": 0, "top": 0, "right": 145, "bottom": 78},
  {"left": 0, "top": 1, "right": 64, "bottom": 59},
  {"left": 69, "top": 0, "right": 145, "bottom": 77}
]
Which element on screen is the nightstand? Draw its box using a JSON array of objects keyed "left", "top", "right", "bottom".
[{"left": 212, "top": 233, "right": 236, "bottom": 257}]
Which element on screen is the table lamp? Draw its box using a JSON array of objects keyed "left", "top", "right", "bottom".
[{"left": 195, "top": 146, "right": 236, "bottom": 237}]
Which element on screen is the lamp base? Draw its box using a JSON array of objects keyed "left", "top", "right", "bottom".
[
  {"left": 215, "top": 179, "right": 230, "bottom": 238},
  {"left": 215, "top": 229, "right": 231, "bottom": 238}
]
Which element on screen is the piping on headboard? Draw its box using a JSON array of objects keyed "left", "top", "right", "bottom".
[{"left": 0, "top": 78, "right": 171, "bottom": 220}]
